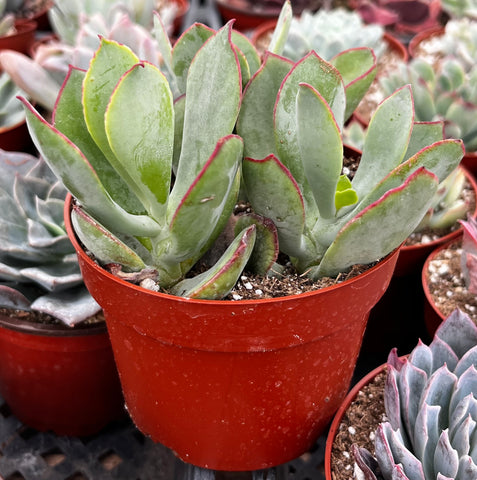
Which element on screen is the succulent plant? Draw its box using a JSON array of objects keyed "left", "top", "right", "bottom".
[
  {"left": 20, "top": 0, "right": 463, "bottom": 299},
  {"left": 281, "top": 8, "right": 386, "bottom": 62},
  {"left": 344, "top": 121, "right": 470, "bottom": 233},
  {"left": 0, "top": 7, "right": 166, "bottom": 112},
  {"left": 442, "top": 0, "right": 477, "bottom": 19},
  {"left": 47, "top": 0, "right": 163, "bottom": 45},
  {"left": 380, "top": 56, "right": 477, "bottom": 153},
  {"left": 235, "top": 43, "right": 463, "bottom": 279},
  {"left": 0, "top": 70, "right": 26, "bottom": 129},
  {"left": 349, "top": 0, "right": 442, "bottom": 36},
  {"left": 0, "top": 150, "right": 101, "bottom": 326},
  {"left": 353, "top": 308, "right": 477, "bottom": 480}
]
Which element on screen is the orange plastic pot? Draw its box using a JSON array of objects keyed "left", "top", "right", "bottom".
[
  {"left": 0, "top": 314, "right": 125, "bottom": 436},
  {"left": 65, "top": 195, "right": 399, "bottom": 470}
]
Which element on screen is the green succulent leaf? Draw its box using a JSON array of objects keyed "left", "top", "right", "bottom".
[
  {"left": 237, "top": 52, "right": 293, "bottom": 159},
  {"left": 330, "top": 47, "right": 377, "bottom": 121},
  {"left": 171, "top": 23, "right": 214, "bottom": 94},
  {"left": 231, "top": 30, "right": 261, "bottom": 77},
  {"left": 170, "top": 225, "right": 256, "bottom": 299},
  {"left": 71, "top": 206, "right": 147, "bottom": 271},
  {"left": 105, "top": 61, "right": 173, "bottom": 225},
  {"left": 54, "top": 66, "right": 144, "bottom": 214},
  {"left": 166, "top": 135, "right": 243, "bottom": 268},
  {"left": 335, "top": 175, "right": 358, "bottom": 212},
  {"left": 21, "top": 99, "right": 161, "bottom": 237},
  {"left": 404, "top": 121, "right": 444, "bottom": 160},
  {"left": 296, "top": 82, "right": 343, "bottom": 220},
  {"left": 234, "top": 213, "right": 279, "bottom": 275},
  {"left": 267, "top": 0, "right": 292, "bottom": 56},
  {"left": 316, "top": 168, "right": 439, "bottom": 278},
  {"left": 83, "top": 38, "right": 140, "bottom": 168},
  {"left": 275, "top": 52, "right": 346, "bottom": 201},
  {"left": 243, "top": 154, "right": 305, "bottom": 257},
  {"left": 352, "top": 85, "right": 414, "bottom": 199},
  {"left": 170, "top": 22, "right": 241, "bottom": 210}
]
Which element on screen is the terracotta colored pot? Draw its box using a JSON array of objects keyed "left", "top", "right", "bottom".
[
  {"left": 65, "top": 195, "right": 400, "bottom": 471},
  {"left": 395, "top": 166, "right": 477, "bottom": 277},
  {"left": 422, "top": 236, "right": 458, "bottom": 337},
  {"left": 0, "top": 20, "right": 37, "bottom": 55},
  {"left": 408, "top": 25, "right": 444, "bottom": 58},
  {"left": 214, "top": 0, "right": 320, "bottom": 31},
  {"left": 0, "top": 313, "right": 125, "bottom": 436},
  {"left": 324, "top": 362, "right": 387, "bottom": 480},
  {"left": 169, "top": 0, "right": 190, "bottom": 35},
  {"left": 462, "top": 150, "right": 477, "bottom": 179}
]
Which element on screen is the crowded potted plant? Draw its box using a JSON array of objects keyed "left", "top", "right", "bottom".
[
  {"left": 0, "top": 149, "right": 124, "bottom": 436},
  {"left": 326, "top": 308, "right": 477, "bottom": 480},
  {"left": 0, "top": 1, "right": 36, "bottom": 54},
  {"left": 19, "top": 0, "right": 464, "bottom": 469}
]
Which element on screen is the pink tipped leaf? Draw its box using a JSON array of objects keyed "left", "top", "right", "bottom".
[
  {"left": 105, "top": 61, "right": 173, "bottom": 225},
  {"left": 316, "top": 167, "right": 439, "bottom": 278},
  {"left": 242, "top": 154, "right": 305, "bottom": 258},
  {"left": 170, "top": 225, "right": 256, "bottom": 299}
]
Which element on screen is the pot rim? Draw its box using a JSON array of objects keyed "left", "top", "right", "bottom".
[
  {"left": 421, "top": 234, "right": 461, "bottom": 323},
  {"left": 324, "top": 362, "right": 388, "bottom": 480},
  {"left": 0, "top": 311, "right": 107, "bottom": 337},
  {"left": 64, "top": 194, "right": 401, "bottom": 306}
]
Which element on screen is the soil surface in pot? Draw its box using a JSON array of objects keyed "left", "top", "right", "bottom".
[
  {"left": 330, "top": 370, "right": 387, "bottom": 480},
  {"left": 14, "top": 0, "right": 51, "bottom": 20},
  {"left": 425, "top": 239, "right": 477, "bottom": 322},
  {"left": 0, "top": 307, "right": 105, "bottom": 326}
]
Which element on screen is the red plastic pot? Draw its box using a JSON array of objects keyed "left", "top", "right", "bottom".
[
  {"left": 324, "top": 362, "right": 387, "bottom": 480},
  {"left": 422, "top": 236, "right": 458, "bottom": 337},
  {"left": 0, "top": 118, "right": 33, "bottom": 152},
  {"left": 65, "top": 195, "right": 399, "bottom": 470},
  {"left": 214, "top": 0, "right": 320, "bottom": 31},
  {"left": 408, "top": 25, "right": 444, "bottom": 58},
  {"left": 0, "top": 20, "right": 37, "bottom": 55},
  {"left": 0, "top": 313, "right": 125, "bottom": 436}
]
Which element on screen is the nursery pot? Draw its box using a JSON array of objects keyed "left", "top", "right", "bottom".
[
  {"left": 422, "top": 236, "right": 458, "bottom": 337},
  {"left": 65, "top": 195, "right": 400, "bottom": 471},
  {"left": 0, "top": 313, "right": 125, "bottom": 436},
  {"left": 324, "top": 362, "right": 387, "bottom": 480},
  {"left": 0, "top": 20, "right": 37, "bottom": 54}
]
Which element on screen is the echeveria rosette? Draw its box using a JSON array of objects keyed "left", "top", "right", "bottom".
[
  {"left": 237, "top": 46, "right": 464, "bottom": 279},
  {"left": 0, "top": 150, "right": 100, "bottom": 326},
  {"left": 21, "top": 24, "right": 257, "bottom": 300},
  {"left": 354, "top": 309, "right": 477, "bottom": 480}
]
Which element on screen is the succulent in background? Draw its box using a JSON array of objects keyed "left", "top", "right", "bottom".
[
  {"left": 0, "top": 150, "right": 100, "bottom": 326},
  {"left": 380, "top": 56, "right": 477, "bottom": 152},
  {"left": 281, "top": 8, "right": 386, "bottom": 62},
  {"left": 354, "top": 308, "right": 477, "bottom": 480},
  {"left": 442, "top": 0, "right": 477, "bottom": 19},
  {"left": 0, "top": 70, "right": 25, "bottom": 129},
  {"left": 350, "top": 0, "right": 442, "bottom": 36}
]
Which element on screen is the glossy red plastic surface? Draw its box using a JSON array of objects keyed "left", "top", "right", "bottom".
[
  {"left": 65, "top": 195, "right": 399, "bottom": 470},
  {"left": 0, "top": 316, "right": 125, "bottom": 436}
]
